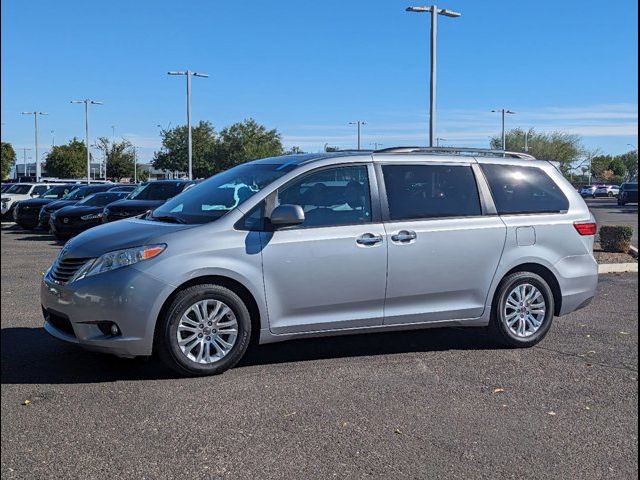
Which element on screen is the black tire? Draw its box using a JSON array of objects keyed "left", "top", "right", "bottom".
[
  {"left": 53, "top": 232, "right": 71, "bottom": 241},
  {"left": 608, "top": 192, "right": 614, "bottom": 197},
  {"left": 155, "top": 284, "right": 252, "bottom": 376},
  {"left": 489, "top": 271, "right": 555, "bottom": 348}
]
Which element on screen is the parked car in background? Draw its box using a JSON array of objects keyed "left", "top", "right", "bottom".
[
  {"left": 2, "top": 183, "right": 62, "bottom": 220},
  {"left": 102, "top": 180, "right": 194, "bottom": 222},
  {"left": 594, "top": 185, "right": 620, "bottom": 197},
  {"left": 107, "top": 184, "right": 138, "bottom": 193},
  {"left": 38, "top": 184, "right": 115, "bottom": 228},
  {"left": 618, "top": 182, "right": 638, "bottom": 206},
  {"left": 14, "top": 184, "right": 82, "bottom": 229},
  {"left": 579, "top": 185, "right": 598, "bottom": 198},
  {"left": 41, "top": 149, "right": 598, "bottom": 377},
  {"left": 49, "top": 191, "right": 130, "bottom": 240}
]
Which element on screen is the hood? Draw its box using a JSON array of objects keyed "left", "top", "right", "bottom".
[
  {"left": 60, "top": 218, "right": 195, "bottom": 259},
  {"left": 45, "top": 200, "right": 78, "bottom": 211},
  {"left": 106, "top": 199, "right": 165, "bottom": 212},
  {"left": 21, "top": 197, "right": 56, "bottom": 207},
  {"left": 54, "top": 205, "right": 103, "bottom": 218}
]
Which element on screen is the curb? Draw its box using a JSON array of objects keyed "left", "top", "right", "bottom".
[
  {"left": 629, "top": 246, "right": 639, "bottom": 259},
  {"left": 598, "top": 263, "right": 638, "bottom": 274}
]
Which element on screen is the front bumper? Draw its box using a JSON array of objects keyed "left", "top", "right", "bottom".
[
  {"left": 41, "top": 265, "right": 175, "bottom": 357},
  {"left": 50, "top": 219, "right": 101, "bottom": 236}
]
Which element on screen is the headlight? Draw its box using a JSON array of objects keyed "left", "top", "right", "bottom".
[
  {"left": 69, "top": 244, "right": 166, "bottom": 282},
  {"left": 80, "top": 213, "right": 103, "bottom": 221}
]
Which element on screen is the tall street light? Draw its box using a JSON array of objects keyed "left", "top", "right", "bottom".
[
  {"left": 491, "top": 109, "right": 515, "bottom": 150},
  {"left": 71, "top": 99, "right": 103, "bottom": 184},
  {"left": 168, "top": 70, "right": 209, "bottom": 180},
  {"left": 406, "top": 5, "right": 461, "bottom": 147},
  {"left": 20, "top": 111, "right": 48, "bottom": 181},
  {"left": 349, "top": 121, "right": 366, "bottom": 150}
]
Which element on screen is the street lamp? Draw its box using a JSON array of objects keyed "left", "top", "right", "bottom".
[
  {"left": 168, "top": 70, "right": 209, "bottom": 180},
  {"left": 491, "top": 109, "right": 515, "bottom": 150},
  {"left": 406, "top": 5, "right": 461, "bottom": 147},
  {"left": 349, "top": 121, "right": 366, "bottom": 150},
  {"left": 20, "top": 111, "right": 48, "bottom": 181},
  {"left": 71, "top": 99, "right": 103, "bottom": 184}
]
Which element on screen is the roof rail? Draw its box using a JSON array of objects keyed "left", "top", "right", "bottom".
[{"left": 373, "top": 146, "right": 536, "bottom": 160}]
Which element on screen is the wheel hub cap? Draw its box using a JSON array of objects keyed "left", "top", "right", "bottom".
[
  {"left": 504, "top": 284, "right": 546, "bottom": 338},
  {"left": 176, "top": 299, "right": 239, "bottom": 364}
]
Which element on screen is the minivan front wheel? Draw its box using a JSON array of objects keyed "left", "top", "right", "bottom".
[
  {"left": 489, "top": 272, "right": 554, "bottom": 347},
  {"left": 156, "top": 284, "right": 251, "bottom": 376}
]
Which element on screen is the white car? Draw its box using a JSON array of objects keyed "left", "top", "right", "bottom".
[
  {"left": 594, "top": 185, "right": 620, "bottom": 197},
  {"left": 1, "top": 183, "right": 62, "bottom": 219}
]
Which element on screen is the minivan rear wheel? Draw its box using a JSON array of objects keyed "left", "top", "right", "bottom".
[
  {"left": 156, "top": 284, "right": 251, "bottom": 376},
  {"left": 489, "top": 272, "right": 554, "bottom": 347}
]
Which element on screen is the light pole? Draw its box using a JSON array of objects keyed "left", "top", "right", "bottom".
[
  {"left": 349, "top": 121, "right": 366, "bottom": 150},
  {"left": 20, "top": 111, "right": 47, "bottom": 181},
  {"left": 21, "top": 148, "right": 31, "bottom": 180},
  {"left": 406, "top": 5, "right": 461, "bottom": 147},
  {"left": 491, "top": 109, "right": 515, "bottom": 150},
  {"left": 51, "top": 130, "right": 55, "bottom": 147},
  {"left": 71, "top": 99, "right": 103, "bottom": 184},
  {"left": 168, "top": 70, "right": 209, "bottom": 180}
]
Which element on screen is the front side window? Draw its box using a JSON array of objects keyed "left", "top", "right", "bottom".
[
  {"left": 382, "top": 164, "right": 482, "bottom": 220},
  {"left": 42, "top": 185, "right": 73, "bottom": 199},
  {"left": 6, "top": 184, "right": 32, "bottom": 195},
  {"left": 481, "top": 164, "right": 569, "bottom": 214},
  {"left": 33, "top": 185, "right": 49, "bottom": 196},
  {"left": 277, "top": 165, "right": 372, "bottom": 228}
]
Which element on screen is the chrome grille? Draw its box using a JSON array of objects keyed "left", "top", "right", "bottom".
[{"left": 48, "top": 257, "right": 93, "bottom": 284}]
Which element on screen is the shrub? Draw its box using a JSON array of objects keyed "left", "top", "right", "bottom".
[{"left": 599, "top": 225, "right": 634, "bottom": 253}]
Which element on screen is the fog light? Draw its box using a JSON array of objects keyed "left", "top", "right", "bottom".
[{"left": 97, "top": 321, "right": 121, "bottom": 337}]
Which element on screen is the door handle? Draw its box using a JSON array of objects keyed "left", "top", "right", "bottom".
[
  {"left": 391, "top": 230, "right": 417, "bottom": 243},
  {"left": 356, "top": 233, "right": 383, "bottom": 246}
]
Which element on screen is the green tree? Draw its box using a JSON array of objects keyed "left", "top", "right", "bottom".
[
  {"left": 152, "top": 121, "right": 217, "bottom": 178},
  {"left": 96, "top": 137, "right": 136, "bottom": 181},
  {"left": 490, "top": 128, "right": 583, "bottom": 174},
  {"left": 1, "top": 142, "right": 16, "bottom": 179},
  {"left": 44, "top": 138, "right": 88, "bottom": 178},
  {"left": 213, "top": 118, "right": 283, "bottom": 173},
  {"left": 618, "top": 150, "right": 638, "bottom": 180},
  {"left": 590, "top": 154, "right": 613, "bottom": 180}
]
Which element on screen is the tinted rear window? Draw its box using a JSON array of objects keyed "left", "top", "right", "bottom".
[
  {"left": 481, "top": 164, "right": 569, "bottom": 214},
  {"left": 382, "top": 164, "right": 482, "bottom": 220}
]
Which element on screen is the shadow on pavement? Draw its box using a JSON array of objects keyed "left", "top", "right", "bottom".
[{"left": 1, "top": 325, "right": 497, "bottom": 385}]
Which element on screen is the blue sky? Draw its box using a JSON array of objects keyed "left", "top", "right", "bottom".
[{"left": 1, "top": 0, "right": 638, "bottom": 164}]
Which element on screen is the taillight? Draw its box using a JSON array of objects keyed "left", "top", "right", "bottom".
[{"left": 574, "top": 222, "right": 597, "bottom": 236}]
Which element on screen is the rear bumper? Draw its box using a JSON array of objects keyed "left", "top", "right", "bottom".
[{"left": 554, "top": 254, "right": 599, "bottom": 316}]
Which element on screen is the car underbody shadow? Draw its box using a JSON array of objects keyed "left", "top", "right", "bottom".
[{"left": 1, "top": 325, "right": 499, "bottom": 385}]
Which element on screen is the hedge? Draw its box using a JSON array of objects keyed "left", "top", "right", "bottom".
[{"left": 599, "top": 225, "right": 634, "bottom": 253}]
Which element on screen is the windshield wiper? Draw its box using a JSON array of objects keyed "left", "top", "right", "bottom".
[{"left": 150, "top": 214, "right": 187, "bottom": 224}]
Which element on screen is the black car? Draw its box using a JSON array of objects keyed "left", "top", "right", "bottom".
[
  {"left": 102, "top": 180, "right": 193, "bottom": 222},
  {"left": 39, "top": 184, "right": 116, "bottom": 229},
  {"left": 14, "top": 184, "right": 82, "bottom": 229},
  {"left": 49, "top": 191, "right": 130, "bottom": 239},
  {"left": 618, "top": 182, "right": 638, "bottom": 206},
  {"left": 107, "top": 184, "right": 138, "bottom": 193}
]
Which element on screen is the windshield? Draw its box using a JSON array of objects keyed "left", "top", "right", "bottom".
[
  {"left": 42, "top": 185, "right": 74, "bottom": 199},
  {"left": 129, "top": 182, "right": 186, "bottom": 201},
  {"left": 6, "top": 184, "right": 32, "bottom": 195},
  {"left": 62, "top": 187, "right": 101, "bottom": 200},
  {"left": 77, "top": 192, "right": 125, "bottom": 207},
  {"left": 151, "top": 162, "right": 297, "bottom": 224}
]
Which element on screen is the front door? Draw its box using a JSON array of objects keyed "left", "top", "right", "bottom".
[
  {"left": 261, "top": 164, "right": 388, "bottom": 334},
  {"left": 379, "top": 162, "right": 506, "bottom": 324}
]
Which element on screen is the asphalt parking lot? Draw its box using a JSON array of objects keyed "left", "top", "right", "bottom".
[
  {"left": 586, "top": 197, "right": 638, "bottom": 247},
  {"left": 1, "top": 224, "right": 638, "bottom": 479}
]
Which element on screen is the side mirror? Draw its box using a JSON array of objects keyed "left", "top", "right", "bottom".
[{"left": 269, "top": 204, "right": 305, "bottom": 228}]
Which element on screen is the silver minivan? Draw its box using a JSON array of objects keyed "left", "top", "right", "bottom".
[{"left": 41, "top": 148, "right": 599, "bottom": 376}]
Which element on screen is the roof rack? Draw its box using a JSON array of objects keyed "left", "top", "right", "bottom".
[{"left": 373, "top": 146, "right": 536, "bottom": 160}]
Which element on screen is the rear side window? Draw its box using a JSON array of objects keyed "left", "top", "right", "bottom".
[
  {"left": 481, "top": 164, "right": 569, "bottom": 214},
  {"left": 382, "top": 164, "right": 482, "bottom": 220}
]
